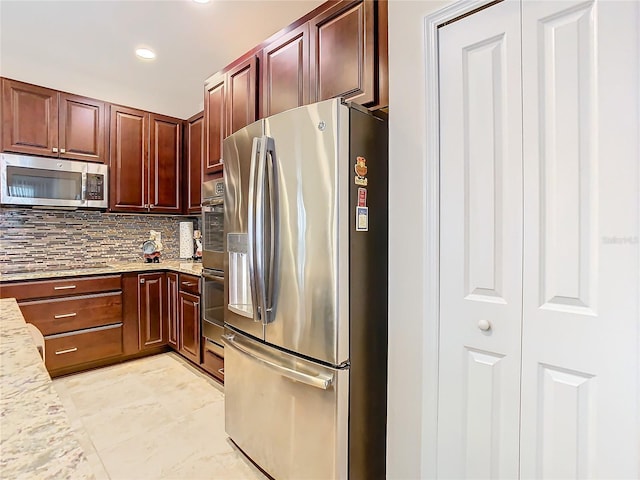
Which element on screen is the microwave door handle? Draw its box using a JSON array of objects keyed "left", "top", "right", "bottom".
[
  {"left": 81, "top": 172, "right": 87, "bottom": 202},
  {"left": 247, "top": 137, "right": 261, "bottom": 323},
  {"left": 264, "top": 136, "right": 277, "bottom": 324},
  {"left": 254, "top": 135, "right": 269, "bottom": 325}
]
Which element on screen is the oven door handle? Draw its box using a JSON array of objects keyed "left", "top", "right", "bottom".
[{"left": 202, "top": 272, "right": 224, "bottom": 283}]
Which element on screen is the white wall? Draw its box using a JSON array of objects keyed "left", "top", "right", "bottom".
[{"left": 387, "top": 1, "right": 452, "bottom": 478}]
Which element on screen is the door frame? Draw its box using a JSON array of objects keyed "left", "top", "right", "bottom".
[{"left": 421, "top": 0, "right": 504, "bottom": 477}]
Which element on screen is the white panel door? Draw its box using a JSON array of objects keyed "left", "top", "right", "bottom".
[
  {"left": 520, "top": 1, "right": 640, "bottom": 478},
  {"left": 437, "top": 1, "right": 523, "bottom": 478}
]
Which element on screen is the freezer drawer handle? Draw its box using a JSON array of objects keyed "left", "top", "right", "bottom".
[{"left": 222, "top": 334, "right": 333, "bottom": 390}]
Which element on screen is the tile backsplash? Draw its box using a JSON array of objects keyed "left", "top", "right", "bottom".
[{"left": 0, "top": 208, "right": 200, "bottom": 273}]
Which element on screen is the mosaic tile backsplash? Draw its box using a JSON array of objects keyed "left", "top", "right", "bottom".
[{"left": 0, "top": 208, "right": 200, "bottom": 274}]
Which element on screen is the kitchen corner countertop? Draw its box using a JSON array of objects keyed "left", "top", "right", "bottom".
[
  {"left": 0, "top": 298, "right": 94, "bottom": 479},
  {"left": 0, "top": 260, "right": 203, "bottom": 283}
]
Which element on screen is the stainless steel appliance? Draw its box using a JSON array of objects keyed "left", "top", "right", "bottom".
[
  {"left": 201, "top": 268, "right": 225, "bottom": 358},
  {"left": 0, "top": 153, "right": 108, "bottom": 209},
  {"left": 222, "top": 99, "right": 388, "bottom": 479},
  {"left": 201, "top": 178, "right": 224, "bottom": 271},
  {"left": 201, "top": 178, "right": 226, "bottom": 356}
]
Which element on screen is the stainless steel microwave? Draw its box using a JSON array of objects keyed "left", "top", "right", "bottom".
[{"left": 0, "top": 153, "right": 108, "bottom": 209}]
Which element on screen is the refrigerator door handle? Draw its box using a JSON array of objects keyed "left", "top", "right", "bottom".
[
  {"left": 264, "top": 136, "right": 277, "bottom": 324},
  {"left": 247, "top": 137, "right": 261, "bottom": 323},
  {"left": 222, "top": 333, "right": 334, "bottom": 390},
  {"left": 254, "top": 136, "right": 269, "bottom": 323}
]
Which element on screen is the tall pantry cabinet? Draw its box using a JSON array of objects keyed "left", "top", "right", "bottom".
[{"left": 436, "top": 0, "right": 639, "bottom": 478}]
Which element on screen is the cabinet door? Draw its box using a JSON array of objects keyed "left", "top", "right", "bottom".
[
  {"left": 179, "top": 291, "right": 200, "bottom": 364},
  {"left": 261, "top": 24, "right": 310, "bottom": 117},
  {"left": 138, "top": 272, "right": 167, "bottom": 349},
  {"left": 204, "top": 73, "right": 225, "bottom": 176},
  {"left": 167, "top": 272, "right": 179, "bottom": 349},
  {"left": 186, "top": 111, "right": 203, "bottom": 214},
  {"left": 149, "top": 113, "right": 182, "bottom": 213},
  {"left": 109, "top": 105, "right": 148, "bottom": 212},
  {"left": 1, "top": 78, "right": 58, "bottom": 157},
  {"left": 59, "top": 93, "right": 107, "bottom": 163},
  {"left": 226, "top": 55, "right": 258, "bottom": 135},
  {"left": 309, "top": 0, "right": 376, "bottom": 106}
]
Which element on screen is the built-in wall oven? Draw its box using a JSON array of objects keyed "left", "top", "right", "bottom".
[
  {"left": 201, "top": 268, "right": 225, "bottom": 358},
  {"left": 202, "top": 178, "right": 224, "bottom": 272},
  {"left": 201, "top": 178, "right": 225, "bottom": 356}
]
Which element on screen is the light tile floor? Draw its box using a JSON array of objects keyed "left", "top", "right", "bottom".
[{"left": 53, "top": 352, "right": 267, "bottom": 480}]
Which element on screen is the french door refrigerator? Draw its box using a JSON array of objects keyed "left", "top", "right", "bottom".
[{"left": 222, "top": 98, "right": 388, "bottom": 479}]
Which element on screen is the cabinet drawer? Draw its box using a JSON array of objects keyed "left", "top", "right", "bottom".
[
  {"left": 20, "top": 292, "right": 122, "bottom": 336},
  {"left": 45, "top": 324, "right": 123, "bottom": 371},
  {"left": 2, "top": 275, "right": 121, "bottom": 301},
  {"left": 202, "top": 346, "right": 224, "bottom": 382},
  {"left": 179, "top": 274, "right": 200, "bottom": 295}
]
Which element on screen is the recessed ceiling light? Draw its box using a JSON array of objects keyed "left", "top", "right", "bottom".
[
  {"left": 193, "top": 0, "right": 211, "bottom": 3},
  {"left": 135, "top": 48, "right": 156, "bottom": 60}
]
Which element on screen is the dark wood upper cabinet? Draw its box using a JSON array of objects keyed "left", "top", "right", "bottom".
[
  {"left": 149, "top": 113, "right": 182, "bottom": 213},
  {"left": 1, "top": 78, "right": 108, "bottom": 162},
  {"left": 226, "top": 55, "right": 258, "bottom": 135},
  {"left": 261, "top": 24, "right": 310, "bottom": 117},
  {"left": 309, "top": 0, "right": 379, "bottom": 107},
  {"left": 204, "top": 73, "right": 225, "bottom": 176},
  {"left": 1, "top": 79, "right": 58, "bottom": 157},
  {"left": 109, "top": 105, "right": 148, "bottom": 212},
  {"left": 186, "top": 111, "right": 203, "bottom": 214},
  {"left": 59, "top": 93, "right": 107, "bottom": 163},
  {"left": 110, "top": 106, "right": 182, "bottom": 213}
]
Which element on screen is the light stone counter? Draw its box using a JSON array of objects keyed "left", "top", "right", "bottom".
[
  {"left": 0, "top": 260, "right": 203, "bottom": 283},
  {"left": 0, "top": 298, "right": 94, "bottom": 479}
]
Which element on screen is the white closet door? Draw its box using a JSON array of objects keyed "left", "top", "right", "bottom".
[
  {"left": 520, "top": 1, "right": 640, "bottom": 478},
  {"left": 437, "top": 1, "right": 523, "bottom": 478}
]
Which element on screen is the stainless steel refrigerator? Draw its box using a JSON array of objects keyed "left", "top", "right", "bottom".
[{"left": 222, "top": 98, "right": 387, "bottom": 479}]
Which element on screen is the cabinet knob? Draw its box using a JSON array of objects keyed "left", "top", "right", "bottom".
[
  {"left": 60, "top": 148, "right": 66, "bottom": 154},
  {"left": 478, "top": 319, "right": 491, "bottom": 331},
  {"left": 140, "top": 278, "right": 145, "bottom": 284},
  {"left": 149, "top": 204, "right": 154, "bottom": 209},
  {"left": 52, "top": 147, "right": 59, "bottom": 153}
]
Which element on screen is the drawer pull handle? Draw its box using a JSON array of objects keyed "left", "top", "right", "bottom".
[
  {"left": 182, "top": 282, "right": 197, "bottom": 287},
  {"left": 54, "top": 312, "right": 77, "bottom": 319},
  {"left": 218, "top": 368, "right": 224, "bottom": 374},
  {"left": 54, "top": 285, "right": 77, "bottom": 290},
  {"left": 55, "top": 347, "right": 78, "bottom": 355}
]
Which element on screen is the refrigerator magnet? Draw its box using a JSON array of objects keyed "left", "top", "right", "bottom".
[
  {"left": 356, "top": 206, "right": 369, "bottom": 232},
  {"left": 357, "top": 188, "right": 367, "bottom": 207},
  {"left": 354, "top": 156, "right": 368, "bottom": 186}
]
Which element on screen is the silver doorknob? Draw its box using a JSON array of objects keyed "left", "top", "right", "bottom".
[{"left": 478, "top": 319, "right": 491, "bottom": 331}]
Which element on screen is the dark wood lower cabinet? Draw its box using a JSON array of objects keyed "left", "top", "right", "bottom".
[
  {"left": 201, "top": 345, "right": 224, "bottom": 383},
  {"left": 178, "top": 291, "right": 200, "bottom": 364},
  {"left": 167, "top": 273, "right": 179, "bottom": 349},
  {"left": 138, "top": 272, "right": 168, "bottom": 350},
  {"left": 45, "top": 324, "right": 123, "bottom": 372}
]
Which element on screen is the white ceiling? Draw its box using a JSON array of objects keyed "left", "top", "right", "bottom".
[{"left": 0, "top": 0, "right": 325, "bottom": 119}]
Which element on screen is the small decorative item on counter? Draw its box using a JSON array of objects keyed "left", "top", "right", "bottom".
[
  {"left": 142, "top": 230, "right": 163, "bottom": 263},
  {"left": 193, "top": 230, "right": 202, "bottom": 261}
]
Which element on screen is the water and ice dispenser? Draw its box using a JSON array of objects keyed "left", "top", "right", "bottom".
[{"left": 227, "top": 233, "right": 253, "bottom": 318}]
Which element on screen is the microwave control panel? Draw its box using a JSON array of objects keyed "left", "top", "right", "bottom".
[{"left": 86, "top": 174, "right": 105, "bottom": 200}]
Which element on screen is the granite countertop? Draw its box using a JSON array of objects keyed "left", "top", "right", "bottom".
[
  {"left": 0, "top": 260, "right": 203, "bottom": 283},
  {"left": 0, "top": 298, "right": 94, "bottom": 479}
]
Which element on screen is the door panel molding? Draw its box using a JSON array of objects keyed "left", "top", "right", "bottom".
[{"left": 422, "top": 1, "right": 502, "bottom": 477}]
